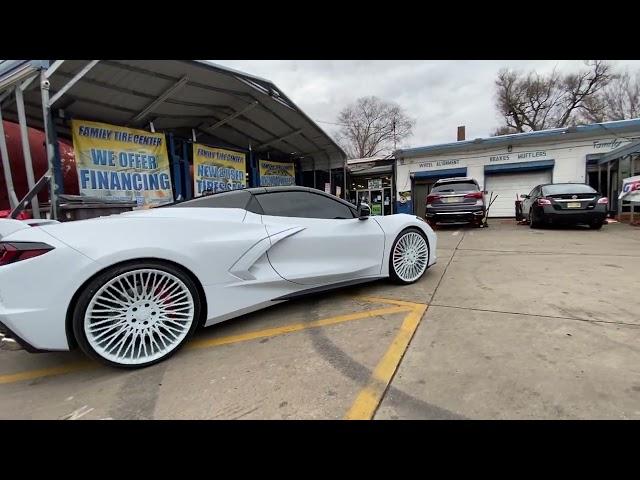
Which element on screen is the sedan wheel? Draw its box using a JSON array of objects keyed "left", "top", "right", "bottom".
[
  {"left": 529, "top": 209, "right": 540, "bottom": 228},
  {"left": 390, "top": 229, "right": 429, "bottom": 284},
  {"left": 73, "top": 262, "right": 200, "bottom": 368}
]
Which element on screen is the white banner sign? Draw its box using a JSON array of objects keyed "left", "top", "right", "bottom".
[{"left": 619, "top": 175, "right": 640, "bottom": 203}]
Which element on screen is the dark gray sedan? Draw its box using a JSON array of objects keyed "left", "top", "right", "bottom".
[{"left": 521, "top": 183, "right": 608, "bottom": 229}]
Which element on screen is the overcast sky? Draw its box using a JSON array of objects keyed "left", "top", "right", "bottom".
[{"left": 210, "top": 60, "right": 640, "bottom": 149}]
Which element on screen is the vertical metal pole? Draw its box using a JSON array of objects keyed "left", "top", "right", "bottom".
[
  {"left": 183, "top": 140, "right": 192, "bottom": 199},
  {"left": 40, "top": 71, "right": 58, "bottom": 220},
  {"left": 15, "top": 86, "right": 40, "bottom": 218},
  {"left": 168, "top": 133, "right": 182, "bottom": 201},
  {"left": 343, "top": 156, "right": 347, "bottom": 199},
  {"left": 0, "top": 105, "right": 19, "bottom": 208},
  {"left": 631, "top": 155, "right": 636, "bottom": 223},
  {"left": 598, "top": 163, "right": 602, "bottom": 193},
  {"left": 249, "top": 142, "right": 255, "bottom": 187},
  {"left": 607, "top": 160, "right": 612, "bottom": 216},
  {"left": 617, "top": 156, "right": 625, "bottom": 221}
]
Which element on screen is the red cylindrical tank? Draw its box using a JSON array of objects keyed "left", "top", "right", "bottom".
[{"left": 1, "top": 120, "right": 78, "bottom": 210}]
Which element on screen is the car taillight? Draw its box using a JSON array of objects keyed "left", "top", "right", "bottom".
[
  {"left": 597, "top": 197, "right": 608, "bottom": 204},
  {"left": 0, "top": 242, "right": 53, "bottom": 266},
  {"left": 537, "top": 198, "right": 552, "bottom": 206},
  {"left": 426, "top": 194, "right": 440, "bottom": 204},
  {"left": 464, "top": 191, "right": 483, "bottom": 200}
]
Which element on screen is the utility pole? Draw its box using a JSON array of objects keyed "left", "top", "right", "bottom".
[{"left": 393, "top": 119, "right": 397, "bottom": 152}]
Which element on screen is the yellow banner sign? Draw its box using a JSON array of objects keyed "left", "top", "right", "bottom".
[
  {"left": 259, "top": 159, "right": 296, "bottom": 187},
  {"left": 71, "top": 119, "right": 173, "bottom": 206},
  {"left": 193, "top": 144, "right": 246, "bottom": 196}
]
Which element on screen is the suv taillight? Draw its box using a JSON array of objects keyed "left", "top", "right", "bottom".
[
  {"left": 0, "top": 242, "right": 54, "bottom": 266},
  {"left": 537, "top": 198, "right": 552, "bottom": 206},
  {"left": 426, "top": 194, "right": 440, "bottom": 204},
  {"left": 464, "top": 191, "right": 483, "bottom": 200},
  {"left": 597, "top": 197, "right": 608, "bottom": 204}
]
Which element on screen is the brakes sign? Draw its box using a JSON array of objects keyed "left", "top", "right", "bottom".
[{"left": 619, "top": 175, "right": 640, "bottom": 203}]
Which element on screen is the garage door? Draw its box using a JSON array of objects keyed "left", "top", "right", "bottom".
[{"left": 484, "top": 170, "right": 552, "bottom": 217}]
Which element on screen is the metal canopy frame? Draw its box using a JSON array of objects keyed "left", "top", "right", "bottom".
[{"left": 0, "top": 60, "right": 347, "bottom": 218}]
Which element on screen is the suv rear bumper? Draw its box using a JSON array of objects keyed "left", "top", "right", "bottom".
[{"left": 425, "top": 206, "right": 485, "bottom": 223}]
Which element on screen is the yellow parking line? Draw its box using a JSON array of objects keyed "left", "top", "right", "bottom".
[
  {"left": 186, "top": 305, "right": 411, "bottom": 350},
  {"left": 0, "top": 304, "right": 411, "bottom": 385},
  {"left": 358, "top": 295, "right": 424, "bottom": 309},
  {"left": 345, "top": 301, "right": 428, "bottom": 420},
  {"left": 0, "top": 361, "right": 96, "bottom": 385}
]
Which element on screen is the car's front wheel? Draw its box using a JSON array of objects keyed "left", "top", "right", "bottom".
[
  {"left": 72, "top": 260, "right": 201, "bottom": 369},
  {"left": 389, "top": 228, "right": 430, "bottom": 284}
]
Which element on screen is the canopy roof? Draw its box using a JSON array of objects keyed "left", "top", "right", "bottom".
[{"left": 0, "top": 60, "right": 346, "bottom": 168}]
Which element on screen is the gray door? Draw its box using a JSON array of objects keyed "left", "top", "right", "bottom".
[{"left": 414, "top": 183, "right": 428, "bottom": 219}]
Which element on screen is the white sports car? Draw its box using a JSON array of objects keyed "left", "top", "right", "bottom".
[{"left": 0, "top": 186, "right": 436, "bottom": 368}]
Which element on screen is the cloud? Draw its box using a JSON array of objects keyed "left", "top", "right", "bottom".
[{"left": 210, "top": 60, "right": 640, "bottom": 149}]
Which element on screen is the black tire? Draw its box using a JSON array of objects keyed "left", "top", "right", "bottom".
[
  {"left": 72, "top": 260, "right": 202, "bottom": 369},
  {"left": 529, "top": 208, "right": 541, "bottom": 229},
  {"left": 389, "top": 227, "right": 430, "bottom": 285},
  {"left": 590, "top": 221, "right": 603, "bottom": 230}
]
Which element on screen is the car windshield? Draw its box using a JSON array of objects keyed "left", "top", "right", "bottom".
[
  {"left": 542, "top": 184, "right": 597, "bottom": 195},
  {"left": 432, "top": 182, "right": 478, "bottom": 193}
]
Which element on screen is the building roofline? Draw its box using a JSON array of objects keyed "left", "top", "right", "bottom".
[{"left": 395, "top": 118, "right": 640, "bottom": 159}]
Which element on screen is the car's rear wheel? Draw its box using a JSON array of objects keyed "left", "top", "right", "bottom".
[
  {"left": 72, "top": 260, "right": 201, "bottom": 369},
  {"left": 590, "top": 220, "right": 604, "bottom": 230},
  {"left": 389, "top": 228, "right": 430, "bottom": 284},
  {"left": 529, "top": 208, "right": 541, "bottom": 228}
]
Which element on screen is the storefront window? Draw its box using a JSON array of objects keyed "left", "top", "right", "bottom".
[
  {"left": 350, "top": 175, "right": 391, "bottom": 190},
  {"left": 349, "top": 174, "right": 393, "bottom": 216}
]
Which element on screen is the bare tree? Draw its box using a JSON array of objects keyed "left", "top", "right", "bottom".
[
  {"left": 336, "top": 96, "right": 415, "bottom": 158},
  {"left": 494, "top": 61, "right": 612, "bottom": 134},
  {"left": 582, "top": 69, "right": 640, "bottom": 123},
  {"left": 493, "top": 125, "right": 518, "bottom": 136}
]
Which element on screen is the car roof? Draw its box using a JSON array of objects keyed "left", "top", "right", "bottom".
[
  {"left": 434, "top": 177, "right": 478, "bottom": 184},
  {"left": 243, "top": 185, "right": 323, "bottom": 195},
  {"left": 539, "top": 182, "right": 591, "bottom": 187},
  {"left": 163, "top": 185, "right": 358, "bottom": 210}
]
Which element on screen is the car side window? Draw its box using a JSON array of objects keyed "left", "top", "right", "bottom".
[
  {"left": 256, "top": 191, "right": 356, "bottom": 219},
  {"left": 529, "top": 186, "right": 539, "bottom": 198}
]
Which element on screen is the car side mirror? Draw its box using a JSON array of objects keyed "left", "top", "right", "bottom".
[{"left": 358, "top": 202, "right": 371, "bottom": 220}]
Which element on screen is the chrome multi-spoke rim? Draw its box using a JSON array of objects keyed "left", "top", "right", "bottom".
[
  {"left": 85, "top": 269, "right": 195, "bottom": 365},
  {"left": 392, "top": 232, "right": 428, "bottom": 282}
]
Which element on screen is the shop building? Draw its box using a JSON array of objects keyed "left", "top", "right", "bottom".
[
  {"left": 346, "top": 156, "right": 395, "bottom": 215},
  {"left": 394, "top": 119, "right": 640, "bottom": 218}
]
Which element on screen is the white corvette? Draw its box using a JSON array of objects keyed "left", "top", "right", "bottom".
[{"left": 0, "top": 186, "right": 436, "bottom": 368}]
